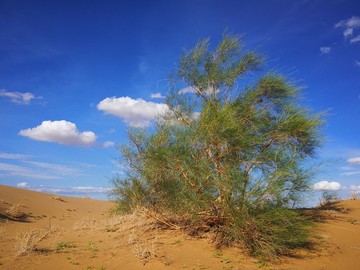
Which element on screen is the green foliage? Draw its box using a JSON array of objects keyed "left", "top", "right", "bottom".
[
  {"left": 319, "top": 191, "right": 341, "bottom": 210},
  {"left": 56, "top": 241, "right": 75, "bottom": 252},
  {"left": 112, "top": 34, "right": 323, "bottom": 259}
]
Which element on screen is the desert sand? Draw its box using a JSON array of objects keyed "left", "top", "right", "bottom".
[{"left": 1, "top": 184, "right": 360, "bottom": 270}]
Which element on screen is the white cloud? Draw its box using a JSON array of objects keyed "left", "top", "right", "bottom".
[
  {"left": 320, "top": 47, "right": 331, "bottom": 54},
  {"left": 150, "top": 92, "right": 166, "bottom": 99},
  {"left": 342, "top": 171, "right": 360, "bottom": 176},
  {"left": 335, "top": 16, "right": 360, "bottom": 29},
  {"left": 97, "top": 96, "right": 168, "bottom": 127},
  {"left": 335, "top": 16, "right": 360, "bottom": 40},
  {"left": 24, "top": 161, "right": 80, "bottom": 175},
  {"left": 351, "top": 35, "right": 360, "bottom": 43},
  {"left": 0, "top": 162, "right": 60, "bottom": 179},
  {"left": 178, "top": 86, "right": 197, "bottom": 95},
  {"left": 347, "top": 157, "right": 360, "bottom": 165},
  {"left": 351, "top": 185, "right": 360, "bottom": 194},
  {"left": 355, "top": 60, "right": 360, "bottom": 67},
  {"left": 178, "top": 86, "right": 219, "bottom": 96},
  {"left": 344, "top": 28, "right": 353, "bottom": 38},
  {"left": 102, "top": 141, "right": 115, "bottom": 148},
  {"left": 313, "top": 180, "right": 342, "bottom": 191},
  {"left": 17, "top": 182, "right": 28, "bottom": 188},
  {"left": 25, "top": 185, "right": 110, "bottom": 195},
  {"left": 0, "top": 153, "right": 31, "bottom": 160},
  {"left": 0, "top": 89, "right": 41, "bottom": 104},
  {"left": 0, "top": 157, "right": 91, "bottom": 182},
  {"left": 19, "top": 120, "right": 97, "bottom": 146}
]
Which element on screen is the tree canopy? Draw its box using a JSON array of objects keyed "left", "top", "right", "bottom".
[{"left": 113, "top": 34, "right": 323, "bottom": 259}]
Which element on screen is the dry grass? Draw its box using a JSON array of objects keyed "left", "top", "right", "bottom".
[
  {"left": 14, "top": 226, "right": 59, "bottom": 256},
  {"left": 127, "top": 229, "right": 157, "bottom": 263},
  {"left": 71, "top": 208, "right": 159, "bottom": 263},
  {"left": 0, "top": 227, "right": 5, "bottom": 240},
  {"left": 132, "top": 240, "right": 157, "bottom": 261},
  {"left": 5, "top": 202, "right": 26, "bottom": 219},
  {"left": 52, "top": 196, "right": 65, "bottom": 202},
  {"left": 73, "top": 208, "right": 157, "bottom": 232}
]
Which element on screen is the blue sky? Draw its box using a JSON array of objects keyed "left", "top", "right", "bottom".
[{"left": 0, "top": 0, "right": 359, "bottom": 202}]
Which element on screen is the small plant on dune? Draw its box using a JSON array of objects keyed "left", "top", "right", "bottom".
[
  {"left": 348, "top": 218, "right": 359, "bottom": 225},
  {"left": 15, "top": 228, "right": 52, "bottom": 256},
  {"left": 56, "top": 241, "right": 76, "bottom": 252},
  {"left": 5, "top": 202, "right": 26, "bottom": 220},
  {"left": 73, "top": 217, "right": 99, "bottom": 231},
  {"left": 132, "top": 240, "right": 156, "bottom": 262},
  {"left": 0, "top": 227, "right": 5, "bottom": 240},
  {"left": 105, "top": 225, "right": 117, "bottom": 232},
  {"left": 52, "top": 196, "right": 66, "bottom": 202},
  {"left": 319, "top": 191, "right": 341, "bottom": 210},
  {"left": 87, "top": 241, "right": 98, "bottom": 258},
  {"left": 214, "top": 249, "right": 223, "bottom": 258},
  {"left": 112, "top": 33, "right": 323, "bottom": 260},
  {"left": 0, "top": 216, "right": 8, "bottom": 223}
]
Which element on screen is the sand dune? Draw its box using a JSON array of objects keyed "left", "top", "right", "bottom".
[{"left": 1, "top": 184, "right": 360, "bottom": 269}]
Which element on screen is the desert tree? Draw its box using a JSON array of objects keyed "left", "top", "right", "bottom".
[{"left": 113, "top": 34, "right": 323, "bottom": 258}]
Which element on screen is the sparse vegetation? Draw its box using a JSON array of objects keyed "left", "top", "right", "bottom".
[
  {"left": 56, "top": 241, "right": 75, "bottom": 252},
  {"left": 214, "top": 249, "right": 223, "bottom": 258},
  {"left": 15, "top": 227, "right": 53, "bottom": 256},
  {"left": 348, "top": 218, "right": 359, "bottom": 225},
  {"left": 319, "top": 191, "right": 342, "bottom": 210},
  {"left": 5, "top": 202, "right": 26, "bottom": 220},
  {"left": 52, "top": 196, "right": 66, "bottom": 202},
  {"left": 0, "top": 227, "right": 5, "bottom": 240},
  {"left": 87, "top": 241, "right": 98, "bottom": 258},
  {"left": 132, "top": 240, "right": 156, "bottom": 261},
  {"left": 105, "top": 225, "right": 117, "bottom": 232},
  {"left": 0, "top": 217, "right": 7, "bottom": 223},
  {"left": 113, "top": 34, "right": 323, "bottom": 260}
]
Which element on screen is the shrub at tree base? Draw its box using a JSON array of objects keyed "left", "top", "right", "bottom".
[{"left": 112, "top": 34, "right": 323, "bottom": 260}]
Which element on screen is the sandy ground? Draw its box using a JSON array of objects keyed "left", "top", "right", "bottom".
[{"left": 1, "top": 185, "right": 360, "bottom": 270}]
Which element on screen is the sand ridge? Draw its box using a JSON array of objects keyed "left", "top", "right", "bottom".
[{"left": 1, "top": 185, "right": 360, "bottom": 269}]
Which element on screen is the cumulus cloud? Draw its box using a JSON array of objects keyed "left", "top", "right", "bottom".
[
  {"left": 335, "top": 16, "right": 360, "bottom": 41},
  {"left": 0, "top": 89, "right": 41, "bottom": 104},
  {"left": 19, "top": 120, "right": 97, "bottom": 146},
  {"left": 313, "top": 180, "right": 342, "bottom": 191},
  {"left": 102, "top": 141, "right": 115, "bottom": 148},
  {"left": 320, "top": 47, "right": 331, "bottom": 54},
  {"left": 150, "top": 92, "right": 166, "bottom": 99},
  {"left": 347, "top": 157, "right": 360, "bottom": 165},
  {"left": 17, "top": 182, "right": 28, "bottom": 188},
  {"left": 97, "top": 96, "right": 168, "bottom": 127}
]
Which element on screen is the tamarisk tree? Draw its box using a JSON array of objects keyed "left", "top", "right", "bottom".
[{"left": 113, "top": 34, "right": 323, "bottom": 258}]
